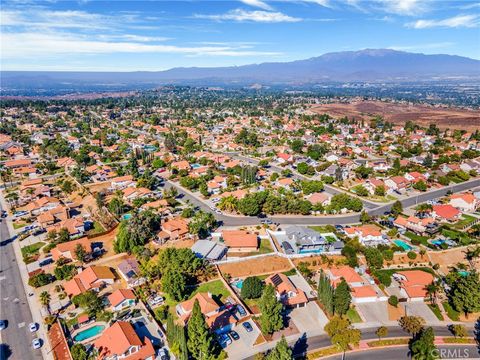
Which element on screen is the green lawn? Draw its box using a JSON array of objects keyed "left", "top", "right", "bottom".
[
  {"left": 309, "top": 225, "right": 336, "bottom": 233},
  {"left": 454, "top": 215, "right": 477, "bottom": 229},
  {"left": 427, "top": 304, "right": 444, "bottom": 321},
  {"left": 404, "top": 231, "right": 429, "bottom": 246},
  {"left": 346, "top": 307, "right": 362, "bottom": 323},
  {"left": 21, "top": 242, "right": 45, "bottom": 257},
  {"left": 13, "top": 222, "right": 27, "bottom": 230},
  {"left": 88, "top": 221, "right": 105, "bottom": 235},
  {"left": 188, "top": 279, "right": 231, "bottom": 302},
  {"left": 442, "top": 301, "right": 460, "bottom": 321},
  {"left": 258, "top": 239, "right": 274, "bottom": 254}
]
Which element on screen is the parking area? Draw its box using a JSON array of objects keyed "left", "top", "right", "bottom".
[
  {"left": 356, "top": 301, "right": 389, "bottom": 324},
  {"left": 288, "top": 274, "right": 316, "bottom": 298},
  {"left": 225, "top": 320, "right": 261, "bottom": 359},
  {"left": 289, "top": 302, "right": 328, "bottom": 335}
]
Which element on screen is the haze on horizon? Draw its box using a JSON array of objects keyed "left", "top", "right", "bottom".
[{"left": 1, "top": 0, "right": 480, "bottom": 72}]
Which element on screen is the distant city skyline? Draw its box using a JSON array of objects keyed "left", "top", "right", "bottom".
[{"left": 1, "top": 0, "right": 479, "bottom": 71}]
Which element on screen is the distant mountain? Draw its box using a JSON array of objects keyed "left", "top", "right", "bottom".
[{"left": 2, "top": 49, "right": 479, "bottom": 92}]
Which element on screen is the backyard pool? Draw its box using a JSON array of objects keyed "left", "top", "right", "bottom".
[
  {"left": 122, "top": 214, "right": 132, "bottom": 220},
  {"left": 233, "top": 279, "right": 244, "bottom": 289},
  {"left": 432, "top": 239, "right": 445, "bottom": 246},
  {"left": 191, "top": 163, "right": 201, "bottom": 169},
  {"left": 393, "top": 239, "right": 413, "bottom": 251},
  {"left": 73, "top": 325, "right": 105, "bottom": 342}
]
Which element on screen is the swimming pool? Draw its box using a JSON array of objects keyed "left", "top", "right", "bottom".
[
  {"left": 73, "top": 325, "right": 105, "bottom": 342},
  {"left": 122, "top": 214, "right": 132, "bottom": 220},
  {"left": 233, "top": 279, "right": 244, "bottom": 289},
  {"left": 191, "top": 163, "right": 201, "bottom": 169},
  {"left": 393, "top": 239, "right": 413, "bottom": 251},
  {"left": 432, "top": 239, "right": 445, "bottom": 246},
  {"left": 458, "top": 271, "right": 469, "bottom": 277}
]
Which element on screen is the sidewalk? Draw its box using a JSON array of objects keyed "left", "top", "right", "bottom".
[{"left": 0, "top": 190, "right": 53, "bottom": 360}]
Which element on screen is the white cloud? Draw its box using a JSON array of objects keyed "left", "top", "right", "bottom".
[
  {"left": 193, "top": 9, "right": 302, "bottom": 23},
  {"left": 0, "top": 32, "right": 281, "bottom": 58},
  {"left": 407, "top": 14, "right": 479, "bottom": 29},
  {"left": 301, "top": 0, "right": 331, "bottom": 7},
  {"left": 240, "top": 0, "right": 273, "bottom": 10},
  {"left": 379, "top": 0, "right": 430, "bottom": 16}
]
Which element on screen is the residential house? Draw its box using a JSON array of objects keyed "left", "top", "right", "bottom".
[
  {"left": 110, "top": 175, "right": 135, "bottom": 190},
  {"left": 393, "top": 270, "right": 434, "bottom": 302},
  {"left": 327, "top": 267, "right": 384, "bottom": 303},
  {"left": 176, "top": 293, "right": 236, "bottom": 333},
  {"left": 191, "top": 240, "right": 227, "bottom": 261},
  {"left": 94, "top": 321, "right": 155, "bottom": 360},
  {"left": 394, "top": 215, "right": 437, "bottom": 235},
  {"left": 117, "top": 257, "right": 146, "bottom": 288},
  {"left": 108, "top": 289, "right": 136, "bottom": 312},
  {"left": 431, "top": 204, "right": 461, "bottom": 222},
  {"left": 51, "top": 237, "right": 93, "bottom": 262},
  {"left": 344, "top": 225, "right": 387, "bottom": 246},
  {"left": 64, "top": 265, "right": 115, "bottom": 297},
  {"left": 157, "top": 217, "right": 189, "bottom": 243},
  {"left": 218, "top": 230, "right": 258, "bottom": 252},
  {"left": 265, "top": 273, "right": 308, "bottom": 308},
  {"left": 449, "top": 193, "right": 479, "bottom": 213}
]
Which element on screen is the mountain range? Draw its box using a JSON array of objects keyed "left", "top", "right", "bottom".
[{"left": 2, "top": 49, "right": 480, "bottom": 90}]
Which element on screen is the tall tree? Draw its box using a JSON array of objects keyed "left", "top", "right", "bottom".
[
  {"left": 259, "top": 285, "right": 284, "bottom": 334},
  {"left": 266, "top": 336, "right": 292, "bottom": 360},
  {"left": 398, "top": 315, "right": 425, "bottom": 336},
  {"left": 317, "top": 270, "right": 334, "bottom": 315},
  {"left": 333, "top": 279, "right": 351, "bottom": 315},
  {"left": 39, "top": 291, "right": 51, "bottom": 315},
  {"left": 410, "top": 327, "right": 437, "bottom": 360},
  {"left": 187, "top": 300, "right": 216, "bottom": 360}
]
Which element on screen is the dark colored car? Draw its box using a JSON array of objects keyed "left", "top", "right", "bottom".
[
  {"left": 229, "top": 330, "right": 240, "bottom": 341},
  {"left": 237, "top": 305, "right": 247, "bottom": 317},
  {"left": 242, "top": 321, "right": 253, "bottom": 332}
]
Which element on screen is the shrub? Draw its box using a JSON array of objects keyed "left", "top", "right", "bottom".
[
  {"left": 375, "top": 271, "right": 392, "bottom": 287},
  {"left": 154, "top": 305, "right": 170, "bottom": 322},
  {"left": 28, "top": 273, "right": 54, "bottom": 288},
  {"left": 407, "top": 251, "right": 417, "bottom": 260},
  {"left": 388, "top": 295, "right": 399, "bottom": 307}
]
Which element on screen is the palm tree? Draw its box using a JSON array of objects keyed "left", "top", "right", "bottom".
[
  {"left": 218, "top": 195, "right": 237, "bottom": 213},
  {"left": 425, "top": 282, "right": 439, "bottom": 305},
  {"left": 39, "top": 291, "right": 51, "bottom": 315}
]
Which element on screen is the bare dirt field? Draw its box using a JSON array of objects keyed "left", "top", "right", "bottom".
[
  {"left": 427, "top": 246, "right": 470, "bottom": 274},
  {"left": 310, "top": 100, "right": 480, "bottom": 131},
  {"left": 218, "top": 255, "right": 292, "bottom": 278}
]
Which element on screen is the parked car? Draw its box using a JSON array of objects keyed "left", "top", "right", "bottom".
[
  {"left": 1, "top": 211, "right": 7, "bottom": 218},
  {"left": 158, "top": 348, "right": 169, "bottom": 360},
  {"left": 236, "top": 305, "right": 247, "bottom": 317},
  {"left": 39, "top": 258, "right": 54, "bottom": 267},
  {"left": 29, "top": 322, "right": 37, "bottom": 332},
  {"left": 13, "top": 211, "right": 28, "bottom": 218},
  {"left": 242, "top": 321, "right": 253, "bottom": 332},
  {"left": 0, "top": 320, "right": 6, "bottom": 330},
  {"left": 32, "top": 338, "right": 41, "bottom": 349},
  {"left": 218, "top": 333, "right": 232, "bottom": 348},
  {"left": 229, "top": 330, "right": 240, "bottom": 341}
]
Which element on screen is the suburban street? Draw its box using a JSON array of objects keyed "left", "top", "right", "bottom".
[
  {"left": 0, "top": 201, "right": 43, "bottom": 360},
  {"left": 327, "top": 345, "right": 479, "bottom": 360}
]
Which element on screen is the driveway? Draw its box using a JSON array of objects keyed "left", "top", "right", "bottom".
[
  {"left": 289, "top": 302, "right": 328, "bottom": 335},
  {"left": 226, "top": 320, "right": 261, "bottom": 359},
  {"left": 356, "top": 301, "right": 389, "bottom": 324},
  {"left": 288, "top": 275, "right": 316, "bottom": 299},
  {"left": 401, "top": 302, "right": 441, "bottom": 324}
]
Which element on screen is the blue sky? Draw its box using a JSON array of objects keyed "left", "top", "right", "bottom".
[{"left": 1, "top": 0, "right": 479, "bottom": 71}]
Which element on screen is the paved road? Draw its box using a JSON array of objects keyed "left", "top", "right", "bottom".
[
  {"left": 245, "top": 325, "right": 478, "bottom": 359},
  {"left": 0, "top": 204, "right": 42, "bottom": 360},
  {"left": 328, "top": 345, "right": 479, "bottom": 360}
]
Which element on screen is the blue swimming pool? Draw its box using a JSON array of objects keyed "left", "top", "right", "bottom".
[
  {"left": 191, "top": 163, "right": 201, "bottom": 169},
  {"left": 432, "top": 239, "right": 445, "bottom": 246},
  {"left": 458, "top": 271, "right": 469, "bottom": 277},
  {"left": 393, "top": 239, "right": 413, "bottom": 251},
  {"left": 122, "top": 214, "right": 132, "bottom": 220},
  {"left": 233, "top": 279, "right": 244, "bottom": 289},
  {"left": 74, "top": 325, "right": 105, "bottom": 342}
]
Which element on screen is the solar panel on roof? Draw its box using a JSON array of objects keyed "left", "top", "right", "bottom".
[{"left": 271, "top": 274, "right": 283, "bottom": 286}]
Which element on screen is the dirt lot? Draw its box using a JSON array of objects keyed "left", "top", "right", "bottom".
[
  {"left": 218, "top": 255, "right": 292, "bottom": 278},
  {"left": 310, "top": 100, "right": 480, "bottom": 131},
  {"left": 291, "top": 255, "right": 346, "bottom": 270},
  {"left": 427, "top": 246, "right": 470, "bottom": 274}
]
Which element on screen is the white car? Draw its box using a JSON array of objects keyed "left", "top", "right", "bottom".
[
  {"left": 29, "top": 322, "right": 37, "bottom": 332},
  {"left": 32, "top": 338, "right": 41, "bottom": 349}
]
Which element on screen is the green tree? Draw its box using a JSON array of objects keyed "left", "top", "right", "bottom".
[
  {"left": 70, "top": 343, "right": 88, "bottom": 360},
  {"left": 413, "top": 180, "right": 427, "bottom": 192},
  {"left": 237, "top": 195, "right": 261, "bottom": 216},
  {"left": 266, "top": 336, "right": 292, "bottom": 360},
  {"left": 333, "top": 279, "right": 351, "bottom": 315},
  {"left": 451, "top": 324, "right": 468, "bottom": 338},
  {"left": 290, "top": 139, "right": 304, "bottom": 153},
  {"left": 398, "top": 315, "right": 425, "bottom": 335},
  {"left": 353, "top": 185, "right": 369, "bottom": 197},
  {"left": 317, "top": 270, "right": 334, "bottom": 315},
  {"left": 241, "top": 276, "right": 264, "bottom": 299},
  {"left": 360, "top": 210, "right": 370, "bottom": 223},
  {"left": 391, "top": 200, "right": 403, "bottom": 215},
  {"left": 188, "top": 210, "right": 216, "bottom": 238},
  {"left": 74, "top": 243, "right": 87, "bottom": 264},
  {"left": 187, "top": 300, "right": 217, "bottom": 360},
  {"left": 39, "top": 291, "right": 51, "bottom": 315},
  {"left": 113, "top": 210, "right": 161, "bottom": 253},
  {"left": 325, "top": 316, "right": 361, "bottom": 354},
  {"left": 297, "top": 162, "right": 309, "bottom": 175},
  {"left": 259, "top": 285, "right": 284, "bottom": 334},
  {"left": 374, "top": 185, "right": 386, "bottom": 197},
  {"left": 410, "top": 327, "right": 437, "bottom": 360},
  {"left": 72, "top": 291, "right": 103, "bottom": 317},
  {"left": 376, "top": 326, "right": 388, "bottom": 340},
  {"left": 162, "top": 269, "right": 187, "bottom": 301},
  {"left": 449, "top": 272, "right": 480, "bottom": 315},
  {"left": 364, "top": 247, "right": 384, "bottom": 269}
]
